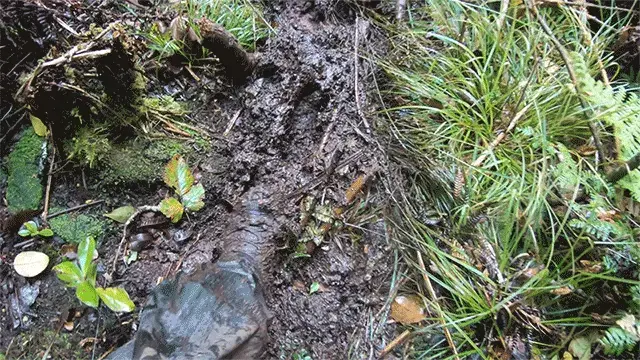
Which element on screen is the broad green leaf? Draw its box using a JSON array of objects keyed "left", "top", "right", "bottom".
[
  {"left": 86, "top": 263, "right": 98, "bottom": 286},
  {"left": 97, "top": 287, "right": 135, "bottom": 312},
  {"left": 78, "top": 236, "right": 96, "bottom": 278},
  {"left": 76, "top": 281, "right": 99, "bottom": 308},
  {"left": 159, "top": 197, "right": 184, "bottom": 223},
  {"left": 53, "top": 261, "right": 83, "bottom": 286},
  {"left": 104, "top": 206, "right": 136, "bottom": 224},
  {"left": 182, "top": 183, "right": 205, "bottom": 212},
  {"left": 309, "top": 281, "right": 320, "bottom": 295},
  {"left": 164, "top": 155, "right": 194, "bottom": 196},
  {"left": 569, "top": 336, "right": 592, "bottom": 360},
  {"left": 38, "top": 228, "right": 54, "bottom": 237},
  {"left": 18, "top": 229, "right": 31, "bottom": 237},
  {"left": 24, "top": 221, "right": 38, "bottom": 234},
  {"left": 30, "top": 114, "right": 48, "bottom": 137}
]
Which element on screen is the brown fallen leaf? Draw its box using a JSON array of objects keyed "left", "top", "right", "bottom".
[
  {"left": 579, "top": 260, "right": 602, "bottom": 273},
  {"left": 551, "top": 286, "right": 572, "bottom": 296},
  {"left": 64, "top": 321, "right": 74, "bottom": 331},
  {"left": 390, "top": 295, "right": 427, "bottom": 325}
]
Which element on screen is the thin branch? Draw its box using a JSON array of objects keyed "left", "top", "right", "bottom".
[
  {"left": 47, "top": 200, "right": 105, "bottom": 219},
  {"left": 354, "top": 17, "right": 372, "bottom": 135},
  {"left": 108, "top": 205, "right": 160, "bottom": 283},
  {"left": 416, "top": 250, "right": 460, "bottom": 360},
  {"left": 607, "top": 152, "right": 640, "bottom": 184},
  {"left": 42, "top": 128, "right": 56, "bottom": 220},
  {"left": 380, "top": 329, "right": 411, "bottom": 358},
  {"left": 526, "top": 0, "right": 607, "bottom": 165}
]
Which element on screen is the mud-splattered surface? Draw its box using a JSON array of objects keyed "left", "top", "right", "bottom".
[{"left": 1, "top": 1, "right": 396, "bottom": 358}]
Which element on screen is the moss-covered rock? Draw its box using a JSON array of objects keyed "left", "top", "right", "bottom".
[
  {"left": 6, "top": 128, "right": 46, "bottom": 213},
  {"left": 98, "top": 138, "right": 189, "bottom": 185},
  {"left": 49, "top": 212, "right": 106, "bottom": 244}
]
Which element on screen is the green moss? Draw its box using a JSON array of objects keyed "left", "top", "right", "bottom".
[
  {"left": 99, "top": 139, "right": 189, "bottom": 185},
  {"left": 6, "top": 128, "right": 46, "bottom": 213},
  {"left": 49, "top": 212, "right": 106, "bottom": 244},
  {"left": 65, "top": 126, "right": 112, "bottom": 168}
]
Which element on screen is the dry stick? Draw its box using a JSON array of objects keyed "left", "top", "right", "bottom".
[
  {"left": 526, "top": 0, "right": 606, "bottom": 165},
  {"left": 109, "top": 205, "right": 159, "bottom": 282},
  {"left": 396, "top": 0, "right": 407, "bottom": 21},
  {"left": 607, "top": 152, "right": 640, "bottom": 183},
  {"left": 47, "top": 200, "right": 105, "bottom": 219},
  {"left": 496, "top": 0, "right": 510, "bottom": 29},
  {"left": 416, "top": 250, "right": 460, "bottom": 360},
  {"left": 471, "top": 103, "right": 533, "bottom": 168},
  {"left": 42, "top": 128, "right": 56, "bottom": 221},
  {"left": 354, "top": 17, "right": 372, "bottom": 135},
  {"left": 380, "top": 329, "right": 412, "bottom": 358}
]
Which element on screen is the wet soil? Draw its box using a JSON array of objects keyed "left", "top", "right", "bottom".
[{"left": 1, "top": 1, "right": 396, "bottom": 358}]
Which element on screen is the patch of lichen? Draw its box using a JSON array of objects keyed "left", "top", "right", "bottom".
[
  {"left": 6, "top": 128, "right": 45, "bottom": 213},
  {"left": 98, "top": 138, "right": 190, "bottom": 185},
  {"left": 4, "top": 330, "right": 90, "bottom": 360},
  {"left": 49, "top": 210, "right": 106, "bottom": 244}
]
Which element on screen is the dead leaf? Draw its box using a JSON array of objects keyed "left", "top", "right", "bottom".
[
  {"left": 13, "top": 251, "right": 50, "bottom": 278},
  {"left": 551, "top": 286, "right": 572, "bottom": 296},
  {"left": 616, "top": 314, "right": 640, "bottom": 340},
  {"left": 64, "top": 321, "right": 74, "bottom": 331},
  {"left": 390, "top": 295, "right": 427, "bottom": 325},
  {"left": 597, "top": 209, "right": 618, "bottom": 222},
  {"left": 579, "top": 260, "right": 602, "bottom": 274}
]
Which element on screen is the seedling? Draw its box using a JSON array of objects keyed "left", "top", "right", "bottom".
[
  {"left": 53, "top": 236, "right": 134, "bottom": 312},
  {"left": 18, "top": 221, "right": 54, "bottom": 238},
  {"left": 159, "top": 154, "right": 205, "bottom": 223}
]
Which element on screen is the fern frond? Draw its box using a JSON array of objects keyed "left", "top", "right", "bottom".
[
  {"left": 600, "top": 326, "right": 637, "bottom": 355},
  {"left": 570, "top": 52, "right": 640, "bottom": 201}
]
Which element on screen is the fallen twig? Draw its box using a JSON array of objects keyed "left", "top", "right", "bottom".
[
  {"left": 354, "top": 17, "right": 372, "bottom": 135},
  {"left": 380, "top": 329, "right": 411, "bottom": 358},
  {"left": 416, "top": 250, "right": 460, "bottom": 360},
  {"left": 396, "top": 0, "right": 407, "bottom": 21},
  {"left": 42, "top": 127, "right": 55, "bottom": 221},
  {"left": 109, "top": 205, "right": 160, "bottom": 283},
  {"left": 607, "top": 152, "right": 640, "bottom": 184},
  {"left": 223, "top": 109, "right": 242, "bottom": 137},
  {"left": 47, "top": 200, "right": 105, "bottom": 219}
]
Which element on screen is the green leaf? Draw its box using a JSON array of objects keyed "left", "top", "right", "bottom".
[
  {"left": 30, "top": 114, "right": 48, "bottom": 137},
  {"left": 96, "top": 287, "right": 135, "bottom": 312},
  {"left": 24, "top": 221, "right": 38, "bottom": 234},
  {"left": 53, "top": 261, "right": 83, "bottom": 287},
  {"left": 38, "top": 228, "right": 54, "bottom": 237},
  {"left": 569, "top": 336, "right": 592, "bottom": 360},
  {"left": 309, "top": 281, "right": 320, "bottom": 295},
  {"left": 163, "top": 155, "right": 194, "bottom": 196},
  {"left": 78, "top": 236, "right": 96, "bottom": 278},
  {"left": 159, "top": 197, "right": 184, "bottom": 223},
  {"left": 125, "top": 251, "right": 138, "bottom": 265},
  {"left": 86, "top": 263, "right": 98, "bottom": 286},
  {"left": 104, "top": 206, "right": 136, "bottom": 224},
  {"left": 76, "top": 281, "right": 99, "bottom": 308},
  {"left": 18, "top": 229, "right": 32, "bottom": 237},
  {"left": 181, "top": 183, "right": 205, "bottom": 212}
]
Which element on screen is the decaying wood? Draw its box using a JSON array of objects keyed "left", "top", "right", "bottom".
[{"left": 197, "top": 18, "right": 257, "bottom": 83}]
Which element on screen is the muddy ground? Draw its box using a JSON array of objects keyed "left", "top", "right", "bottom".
[{"left": 1, "top": 0, "right": 398, "bottom": 358}]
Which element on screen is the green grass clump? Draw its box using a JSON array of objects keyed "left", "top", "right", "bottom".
[
  {"left": 143, "top": 0, "right": 271, "bottom": 60},
  {"left": 6, "top": 128, "right": 46, "bottom": 213},
  {"left": 380, "top": 0, "right": 640, "bottom": 358},
  {"left": 49, "top": 212, "right": 106, "bottom": 244}
]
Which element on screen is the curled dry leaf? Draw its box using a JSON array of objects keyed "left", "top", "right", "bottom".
[
  {"left": 390, "top": 295, "right": 427, "bottom": 325},
  {"left": 14, "top": 251, "right": 50, "bottom": 278},
  {"left": 551, "top": 286, "right": 572, "bottom": 296}
]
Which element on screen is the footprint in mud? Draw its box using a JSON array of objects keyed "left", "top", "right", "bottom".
[{"left": 106, "top": 185, "right": 274, "bottom": 360}]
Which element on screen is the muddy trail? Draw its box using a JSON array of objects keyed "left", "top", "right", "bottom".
[{"left": 1, "top": 0, "right": 396, "bottom": 358}]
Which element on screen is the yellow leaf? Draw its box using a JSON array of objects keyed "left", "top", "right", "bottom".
[
  {"left": 14, "top": 251, "right": 50, "bottom": 277},
  {"left": 30, "top": 114, "right": 48, "bottom": 137},
  {"left": 551, "top": 286, "right": 572, "bottom": 296},
  {"left": 390, "top": 295, "right": 427, "bottom": 325}
]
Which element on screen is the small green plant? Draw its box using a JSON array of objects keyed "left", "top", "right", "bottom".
[
  {"left": 53, "top": 236, "right": 135, "bottom": 312},
  {"left": 292, "top": 349, "right": 312, "bottom": 360},
  {"left": 159, "top": 154, "right": 205, "bottom": 222},
  {"left": 18, "top": 221, "right": 54, "bottom": 238}
]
